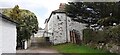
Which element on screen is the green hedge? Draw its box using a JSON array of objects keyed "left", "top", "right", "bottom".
[
  {"left": 83, "top": 25, "right": 120, "bottom": 45},
  {"left": 83, "top": 29, "right": 93, "bottom": 43}
]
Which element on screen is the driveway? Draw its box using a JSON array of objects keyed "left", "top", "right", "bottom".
[
  {"left": 16, "top": 47, "right": 63, "bottom": 55},
  {"left": 17, "top": 46, "right": 59, "bottom": 53},
  {"left": 16, "top": 37, "right": 62, "bottom": 55}
]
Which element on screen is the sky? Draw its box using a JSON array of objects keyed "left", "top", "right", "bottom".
[{"left": 0, "top": 0, "right": 68, "bottom": 29}]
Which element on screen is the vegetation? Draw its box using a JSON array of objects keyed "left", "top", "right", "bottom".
[
  {"left": 106, "top": 25, "right": 120, "bottom": 45},
  {"left": 65, "top": 2, "right": 120, "bottom": 54},
  {"left": 83, "top": 29, "right": 107, "bottom": 44},
  {"left": 83, "top": 25, "right": 120, "bottom": 45},
  {"left": 3, "top": 5, "right": 39, "bottom": 47},
  {"left": 52, "top": 43, "right": 116, "bottom": 54},
  {"left": 83, "top": 25, "right": 120, "bottom": 54},
  {"left": 83, "top": 29, "right": 93, "bottom": 43},
  {"left": 65, "top": 2, "right": 120, "bottom": 26}
]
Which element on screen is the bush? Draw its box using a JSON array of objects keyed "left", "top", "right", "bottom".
[
  {"left": 83, "top": 29, "right": 107, "bottom": 44},
  {"left": 83, "top": 29, "right": 93, "bottom": 44},
  {"left": 107, "top": 25, "right": 120, "bottom": 45},
  {"left": 83, "top": 25, "right": 120, "bottom": 53}
]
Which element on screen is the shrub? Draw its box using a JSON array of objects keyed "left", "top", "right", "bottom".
[
  {"left": 83, "top": 25, "right": 120, "bottom": 53},
  {"left": 83, "top": 29, "right": 93, "bottom": 44}
]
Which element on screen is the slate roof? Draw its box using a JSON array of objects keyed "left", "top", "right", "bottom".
[
  {"left": 46, "top": 9, "right": 66, "bottom": 23},
  {"left": 52, "top": 9, "right": 65, "bottom": 13},
  {"left": 46, "top": 3, "right": 66, "bottom": 23}
]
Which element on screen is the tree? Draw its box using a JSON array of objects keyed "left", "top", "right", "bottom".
[
  {"left": 65, "top": 2, "right": 120, "bottom": 26},
  {"left": 65, "top": 2, "right": 100, "bottom": 25},
  {"left": 3, "top": 5, "right": 39, "bottom": 47}
]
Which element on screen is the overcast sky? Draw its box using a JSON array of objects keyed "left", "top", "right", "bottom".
[
  {"left": 1, "top": 0, "right": 119, "bottom": 29},
  {"left": 0, "top": 0, "right": 68, "bottom": 28}
]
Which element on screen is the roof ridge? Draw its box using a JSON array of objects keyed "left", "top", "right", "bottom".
[{"left": 0, "top": 13, "right": 18, "bottom": 24}]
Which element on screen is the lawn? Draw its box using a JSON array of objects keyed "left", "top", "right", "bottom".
[{"left": 52, "top": 43, "right": 118, "bottom": 55}]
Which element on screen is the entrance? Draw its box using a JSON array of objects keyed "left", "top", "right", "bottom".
[{"left": 70, "top": 30, "right": 81, "bottom": 44}]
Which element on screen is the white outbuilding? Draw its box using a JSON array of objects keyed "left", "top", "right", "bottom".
[{"left": 0, "top": 13, "right": 17, "bottom": 54}]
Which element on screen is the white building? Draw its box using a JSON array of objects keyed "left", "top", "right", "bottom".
[
  {"left": 44, "top": 3, "right": 87, "bottom": 45},
  {"left": 0, "top": 13, "right": 17, "bottom": 54},
  {"left": 34, "top": 29, "right": 44, "bottom": 37}
]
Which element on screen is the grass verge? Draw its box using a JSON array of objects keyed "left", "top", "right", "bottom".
[{"left": 51, "top": 43, "right": 118, "bottom": 55}]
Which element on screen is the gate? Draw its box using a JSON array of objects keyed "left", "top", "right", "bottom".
[{"left": 70, "top": 30, "right": 81, "bottom": 44}]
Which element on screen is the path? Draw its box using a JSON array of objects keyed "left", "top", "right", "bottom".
[
  {"left": 16, "top": 46, "right": 58, "bottom": 53},
  {"left": 16, "top": 46, "right": 63, "bottom": 55},
  {"left": 16, "top": 37, "right": 62, "bottom": 55}
]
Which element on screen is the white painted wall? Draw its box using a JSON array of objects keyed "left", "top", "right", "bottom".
[
  {"left": 34, "top": 30, "right": 44, "bottom": 37},
  {"left": 0, "top": 17, "right": 2, "bottom": 55},
  {"left": 46, "top": 12, "right": 87, "bottom": 45},
  {"left": 0, "top": 17, "right": 17, "bottom": 53},
  {"left": 48, "top": 13, "right": 67, "bottom": 44},
  {"left": 67, "top": 17, "right": 72, "bottom": 42},
  {"left": 67, "top": 16, "right": 87, "bottom": 40},
  {"left": 0, "top": 9, "right": 3, "bottom": 55},
  {"left": 71, "top": 21, "right": 87, "bottom": 40}
]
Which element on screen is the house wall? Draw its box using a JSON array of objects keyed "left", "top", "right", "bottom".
[
  {"left": 34, "top": 30, "right": 44, "bottom": 37},
  {"left": 67, "top": 17, "right": 87, "bottom": 41},
  {"left": 66, "top": 17, "right": 72, "bottom": 42},
  {"left": 44, "top": 22, "right": 48, "bottom": 37},
  {"left": 0, "top": 17, "right": 17, "bottom": 53},
  {"left": 48, "top": 13, "right": 67, "bottom": 44},
  {"left": 46, "top": 12, "right": 87, "bottom": 45},
  {"left": 47, "top": 13, "right": 54, "bottom": 43},
  {"left": 70, "top": 21, "right": 87, "bottom": 40},
  {"left": 0, "top": 17, "right": 2, "bottom": 55}
]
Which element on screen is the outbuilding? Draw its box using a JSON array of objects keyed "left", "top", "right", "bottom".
[{"left": 0, "top": 13, "right": 17, "bottom": 54}]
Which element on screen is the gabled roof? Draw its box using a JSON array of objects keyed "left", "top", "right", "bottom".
[
  {"left": 0, "top": 13, "right": 18, "bottom": 24},
  {"left": 52, "top": 9, "right": 66, "bottom": 13},
  {"left": 46, "top": 3, "right": 66, "bottom": 23},
  {"left": 47, "top": 9, "right": 66, "bottom": 23}
]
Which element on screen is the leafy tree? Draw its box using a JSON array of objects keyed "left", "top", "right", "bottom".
[{"left": 3, "top": 5, "right": 39, "bottom": 46}]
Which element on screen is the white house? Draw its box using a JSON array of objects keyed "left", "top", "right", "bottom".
[
  {"left": 34, "top": 29, "right": 44, "bottom": 37},
  {"left": 44, "top": 3, "right": 87, "bottom": 45},
  {"left": 0, "top": 13, "right": 17, "bottom": 54},
  {"left": 44, "top": 3, "right": 68, "bottom": 44}
]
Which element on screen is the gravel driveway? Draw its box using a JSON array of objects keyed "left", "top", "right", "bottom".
[
  {"left": 16, "top": 46, "right": 63, "bottom": 55},
  {"left": 17, "top": 46, "right": 59, "bottom": 53}
]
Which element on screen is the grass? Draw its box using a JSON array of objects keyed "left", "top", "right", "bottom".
[{"left": 52, "top": 43, "right": 118, "bottom": 55}]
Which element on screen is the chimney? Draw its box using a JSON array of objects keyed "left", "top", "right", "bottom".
[{"left": 59, "top": 3, "right": 66, "bottom": 10}]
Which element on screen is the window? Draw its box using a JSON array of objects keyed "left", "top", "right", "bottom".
[
  {"left": 57, "top": 15, "right": 61, "bottom": 21},
  {"left": 57, "top": 15, "right": 60, "bottom": 19}
]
